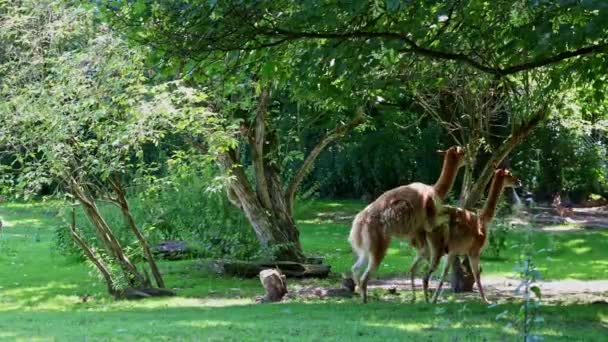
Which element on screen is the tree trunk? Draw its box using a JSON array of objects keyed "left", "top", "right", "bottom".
[
  {"left": 110, "top": 177, "right": 166, "bottom": 288},
  {"left": 218, "top": 152, "right": 305, "bottom": 261},
  {"left": 68, "top": 206, "right": 117, "bottom": 296},
  {"left": 451, "top": 108, "right": 548, "bottom": 293},
  {"left": 232, "top": 178, "right": 305, "bottom": 261},
  {"left": 69, "top": 180, "right": 148, "bottom": 287},
  {"left": 463, "top": 108, "right": 548, "bottom": 208},
  {"left": 208, "top": 103, "right": 364, "bottom": 262}
]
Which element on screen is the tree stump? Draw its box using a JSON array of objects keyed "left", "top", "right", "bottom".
[
  {"left": 258, "top": 269, "right": 287, "bottom": 302},
  {"left": 450, "top": 257, "right": 475, "bottom": 293}
]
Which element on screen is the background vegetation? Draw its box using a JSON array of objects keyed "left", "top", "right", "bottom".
[{"left": 1, "top": 0, "right": 608, "bottom": 339}]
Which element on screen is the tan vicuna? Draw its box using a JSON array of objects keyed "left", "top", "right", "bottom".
[
  {"left": 552, "top": 193, "right": 574, "bottom": 218},
  {"left": 349, "top": 146, "right": 465, "bottom": 303},
  {"left": 423, "top": 168, "right": 521, "bottom": 304}
]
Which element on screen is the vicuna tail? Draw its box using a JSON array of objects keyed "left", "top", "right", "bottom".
[{"left": 349, "top": 213, "right": 368, "bottom": 284}]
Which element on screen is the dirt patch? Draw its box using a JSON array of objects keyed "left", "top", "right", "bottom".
[
  {"left": 514, "top": 205, "right": 608, "bottom": 231},
  {"left": 367, "top": 276, "right": 608, "bottom": 304}
]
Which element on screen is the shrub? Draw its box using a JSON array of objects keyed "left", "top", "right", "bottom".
[{"left": 55, "top": 154, "right": 260, "bottom": 261}]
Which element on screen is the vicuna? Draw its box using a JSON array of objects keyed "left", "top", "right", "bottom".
[
  {"left": 349, "top": 146, "right": 466, "bottom": 303},
  {"left": 552, "top": 193, "right": 574, "bottom": 218},
  {"left": 423, "top": 168, "right": 521, "bottom": 304}
]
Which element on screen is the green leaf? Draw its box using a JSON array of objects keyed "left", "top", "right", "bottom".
[
  {"left": 132, "top": 0, "right": 147, "bottom": 16},
  {"left": 530, "top": 285, "right": 542, "bottom": 300},
  {"left": 385, "top": 0, "right": 400, "bottom": 12}
]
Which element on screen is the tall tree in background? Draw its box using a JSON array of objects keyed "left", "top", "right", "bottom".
[{"left": 102, "top": 0, "right": 608, "bottom": 262}]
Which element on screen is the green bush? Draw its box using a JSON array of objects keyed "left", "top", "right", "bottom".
[
  {"left": 487, "top": 218, "right": 513, "bottom": 259},
  {"left": 54, "top": 155, "right": 260, "bottom": 261},
  {"left": 308, "top": 111, "right": 448, "bottom": 199},
  {"left": 512, "top": 117, "right": 607, "bottom": 202}
]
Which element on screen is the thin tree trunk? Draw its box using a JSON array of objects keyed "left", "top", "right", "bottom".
[
  {"left": 68, "top": 206, "right": 116, "bottom": 296},
  {"left": 452, "top": 108, "right": 547, "bottom": 293},
  {"left": 249, "top": 87, "right": 273, "bottom": 210},
  {"left": 70, "top": 181, "right": 147, "bottom": 286},
  {"left": 109, "top": 177, "right": 165, "bottom": 288},
  {"left": 464, "top": 108, "right": 547, "bottom": 208},
  {"left": 285, "top": 107, "right": 365, "bottom": 215}
]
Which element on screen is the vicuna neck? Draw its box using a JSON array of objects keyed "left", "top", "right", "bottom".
[
  {"left": 434, "top": 155, "right": 459, "bottom": 199},
  {"left": 480, "top": 174, "right": 506, "bottom": 224}
]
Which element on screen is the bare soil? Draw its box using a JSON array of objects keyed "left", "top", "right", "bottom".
[
  {"left": 520, "top": 205, "right": 608, "bottom": 231},
  {"left": 367, "top": 276, "right": 608, "bottom": 304}
]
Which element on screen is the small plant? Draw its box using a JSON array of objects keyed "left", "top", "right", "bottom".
[
  {"left": 487, "top": 219, "right": 512, "bottom": 258},
  {"left": 498, "top": 225, "right": 543, "bottom": 341}
]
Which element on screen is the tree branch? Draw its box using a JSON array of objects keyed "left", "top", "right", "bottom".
[
  {"left": 68, "top": 206, "right": 116, "bottom": 296},
  {"left": 499, "top": 42, "right": 608, "bottom": 76},
  {"left": 285, "top": 107, "right": 366, "bottom": 215},
  {"left": 250, "top": 87, "right": 273, "bottom": 210},
  {"left": 263, "top": 28, "right": 607, "bottom": 77},
  {"left": 464, "top": 107, "right": 548, "bottom": 208},
  {"left": 109, "top": 176, "right": 165, "bottom": 289}
]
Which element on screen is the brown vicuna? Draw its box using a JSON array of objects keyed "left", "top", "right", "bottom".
[
  {"left": 552, "top": 193, "right": 574, "bottom": 218},
  {"left": 349, "top": 146, "right": 466, "bottom": 303},
  {"left": 424, "top": 168, "right": 521, "bottom": 304}
]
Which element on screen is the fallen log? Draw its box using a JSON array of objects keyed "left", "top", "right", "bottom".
[
  {"left": 113, "top": 287, "right": 176, "bottom": 300},
  {"left": 152, "top": 240, "right": 192, "bottom": 260},
  {"left": 200, "top": 260, "right": 331, "bottom": 279}
]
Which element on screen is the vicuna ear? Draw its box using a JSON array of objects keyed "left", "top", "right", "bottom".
[{"left": 436, "top": 149, "right": 446, "bottom": 156}]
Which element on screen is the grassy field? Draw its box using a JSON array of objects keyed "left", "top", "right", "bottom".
[{"left": 0, "top": 201, "right": 607, "bottom": 341}]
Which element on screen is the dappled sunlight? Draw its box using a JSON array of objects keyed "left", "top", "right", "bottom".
[
  {"left": 563, "top": 238, "right": 586, "bottom": 248},
  {"left": 571, "top": 246, "right": 592, "bottom": 255},
  {"left": 600, "top": 313, "right": 608, "bottom": 327},
  {"left": 364, "top": 321, "right": 430, "bottom": 332},
  {"left": 7, "top": 217, "right": 45, "bottom": 226},
  {"left": 178, "top": 320, "right": 234, "bottom": 329},
  {"left": 385, "top": 248, "right": 401, "bottom": 256},
  {"left": 1, "top": 200, "right": 607, "bottom": 340},
  {"left": 0, "top": 282, "right": 80, "bottom": 311},
  {"left": 108, "top": 297, "right": 253, "bottom": 310},
  {"left": 0, "top": 332, "right": 18, "bottom": 341}
]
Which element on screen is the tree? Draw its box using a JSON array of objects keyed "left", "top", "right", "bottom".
[
  {"left": 0, "top": 1, "right": 175, "bottom": 298},
  {"left": 101, "top": 2, "right": 376, "bottom": 262},
  {"left": 100, "top": 0, "right": 608, "bottom": 263}
]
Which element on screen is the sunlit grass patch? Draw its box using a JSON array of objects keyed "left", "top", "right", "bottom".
[{"left": 1, "top": 201, "right": 607, "bottom": 340}]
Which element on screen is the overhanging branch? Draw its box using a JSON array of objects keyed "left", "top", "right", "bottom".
[
  {"left": 284, "top": 107, "right": 366, "bottom": 215},
  {"left": 261, "top": 28, "right": 607, "bottom": 77}
]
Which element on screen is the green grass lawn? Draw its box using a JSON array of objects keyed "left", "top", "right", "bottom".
[{"left": 1, "top": 201, "right": 607, "bottom": 341}]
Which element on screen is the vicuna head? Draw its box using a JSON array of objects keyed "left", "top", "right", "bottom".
[
  {"left": 495, "top": 168, "right": 521, "bottom": 189},
  {"left": 434, "top": 146, "right": 466, "bottom": 199},
  {"left": 437, "top": 146, "right": 466, "bottom": 169}
]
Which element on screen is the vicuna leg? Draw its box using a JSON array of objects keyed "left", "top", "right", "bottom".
[
  {"left": 408, "top": 254, "right": 424, "bottom": 302},
  {"left": 468, "top": 255, "right": 490, "bottom": 304},
  {"left": 422, "top": 249, "right": 442, "bottom": 303},
  {"left": 432, "top": 254, "right": 455, "bottom": 303},
  {"left": 359, "top": 235, "right": 390, "bottom": 304},
  {"left": 351, "top": 252, "right": 367, "bottom": 290}
]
